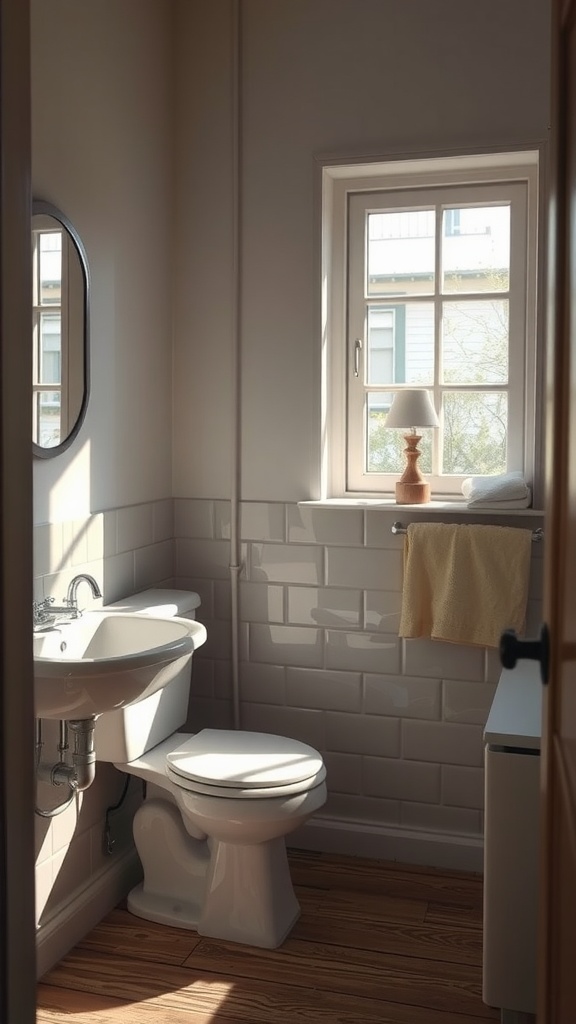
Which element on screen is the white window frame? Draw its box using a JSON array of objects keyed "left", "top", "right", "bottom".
[{"left": 321, "top": 151, "right": 540, "bottom": 501}]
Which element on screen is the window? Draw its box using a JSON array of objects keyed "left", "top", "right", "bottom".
[{"left": 322, "top": 153, "right": 539, "bottom": 499}]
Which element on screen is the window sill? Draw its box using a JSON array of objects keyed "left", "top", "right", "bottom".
[{"left": 298, "top": 498, "right": 545, "bottom": 517}]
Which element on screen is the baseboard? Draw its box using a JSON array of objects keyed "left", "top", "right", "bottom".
[
  {"left": 36, "top": 849, "right": 141, "bottom": 979},
  {"left": 290, "top": 814, "right": 484, "bottom": 874}
]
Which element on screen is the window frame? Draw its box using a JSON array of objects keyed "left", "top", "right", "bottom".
[{"left": 321, "top": 151, "right": 540, "bottom": 501}]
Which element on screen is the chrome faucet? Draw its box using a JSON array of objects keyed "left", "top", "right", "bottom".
[
  {"left": 66, "top": 573, "right": 102, "bottom": 609},
  {"left": 33, "top": 574, "right": 102, "bottom": 629}
]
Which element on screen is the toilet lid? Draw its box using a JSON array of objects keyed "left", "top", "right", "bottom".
[{"left": 166, "top": 729, "right": 324, "bottom": 789}]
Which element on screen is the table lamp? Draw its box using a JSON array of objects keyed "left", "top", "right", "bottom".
[{"left": 385, "top": 389, "right": 439, "bottom": 504}]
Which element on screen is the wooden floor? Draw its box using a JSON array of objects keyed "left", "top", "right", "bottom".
[{"left": 37, "top": 849, "right": 498, "bottom": 1024}]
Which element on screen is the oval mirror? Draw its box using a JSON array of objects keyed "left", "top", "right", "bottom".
[{"left": 32, "top": 201, "right": 89, "bottom": 457}]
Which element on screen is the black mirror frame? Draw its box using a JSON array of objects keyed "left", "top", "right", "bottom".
[{"left": 32, "top": 199, "right": 90, "bottom": 459}]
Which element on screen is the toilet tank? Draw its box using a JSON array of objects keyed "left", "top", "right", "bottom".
[{"left": 94, "top": 589, "right": 201, "bottom": 764}]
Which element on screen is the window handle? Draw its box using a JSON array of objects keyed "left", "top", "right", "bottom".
[{"left": 353, "top": 338, "right": 363, "bottom": 377}]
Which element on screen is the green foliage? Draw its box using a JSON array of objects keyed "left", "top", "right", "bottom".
[
  {"left": 442, "top": 393, "right": 506, "bottom": 474},
  {"left": 367, "top": 414, "right": 432, "bottom": 474}
]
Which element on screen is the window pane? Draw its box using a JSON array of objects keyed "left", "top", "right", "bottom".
[
  {"left": 368, "top": 302, "right": 435, "bottom": 386},
  {"left": 442, "top": 392, "right": 507, "bottom": 474},
  {"left": 367, "top": 307, "right": 394, "bottom": 385},
  {"left": 40, "top": 313, "right": 61, "bottom": 384},
  {"left": 34, "top": 391, "right": 61, "bottom": 448},
  {"left": 442, "top": 205, "right": 510, "bottom": 294},
  {"left": 442, "top": 300, "right": 508, "bottom": 384},
  {"left": 367, "top": 210, "right": 435, "bottom": 297},
  {"left": 39, "top": 231, "right": 62, "bottom": 306},
  {"left": 366, "top": 395, "right": 432, "bottom": 474}
]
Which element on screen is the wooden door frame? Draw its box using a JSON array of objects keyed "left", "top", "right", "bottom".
[
  {"left": 539, "top": 0, "right": 576, "bottom": 1020},
  {"left": 0, "top": 0, "right": 36, "bottom": 1020}
]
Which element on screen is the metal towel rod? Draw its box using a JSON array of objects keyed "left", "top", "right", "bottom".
[{"left": 391, "top": 521, "right": 544, "bottom": 542}]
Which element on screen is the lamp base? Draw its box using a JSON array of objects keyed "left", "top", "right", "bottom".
[
  {"left": 395, "top": 432, "right": 431, "bottom": 504},
  {"left": 395, "top": 480, "right": 431, "bottom": 505}
]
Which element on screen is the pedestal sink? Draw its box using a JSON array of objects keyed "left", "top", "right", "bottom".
[{"left": 33, "top": 611, "right": 206, "bottom": 720}]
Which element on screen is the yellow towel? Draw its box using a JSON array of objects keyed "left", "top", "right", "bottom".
[{"left": 399, "top": 522, "right": 532, "bottom": 648}]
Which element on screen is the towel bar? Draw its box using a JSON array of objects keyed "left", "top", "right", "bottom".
[{"left": 391, "top": 521, "right": 544, "bottom": 542}]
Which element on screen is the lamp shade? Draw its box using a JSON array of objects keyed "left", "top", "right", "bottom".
[{"left": 385, "top": 389, "right": 439, "bottom": 430}]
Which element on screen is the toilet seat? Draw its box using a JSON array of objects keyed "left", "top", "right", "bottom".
[{"left": 165, "top": 729, "right": 326, "bottom": 799}]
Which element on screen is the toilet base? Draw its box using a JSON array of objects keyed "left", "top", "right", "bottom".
[
  {"left": 199, "top": 835, "right": 301, "bottom": 948},
  {"left": 130, "top": 796, "right": 301, "bottom": 948},
  {"left": 128, "top": 883, "right": 203, "bottom": 930},
  {"left": 128, "top": 797, "right": 209, "bottom": 930}
]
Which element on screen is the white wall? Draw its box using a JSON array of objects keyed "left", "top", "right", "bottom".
[
  {"left": 173, "top": 0, "right": 551, "bottom": 501},
  {"left": 32, "top": 0, "right": 175, "bottom": 524},
  {"left": 172, "top": 0, "right": 236, "bottom": 501}
]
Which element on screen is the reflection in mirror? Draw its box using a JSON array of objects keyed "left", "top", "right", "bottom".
[{"left": 32, "top": 201, "right": 89, "bottom": 457}]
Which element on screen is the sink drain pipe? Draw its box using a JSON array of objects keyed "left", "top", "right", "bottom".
[{"left": 35, "top": 718, "right": 97, "bottom": 818}]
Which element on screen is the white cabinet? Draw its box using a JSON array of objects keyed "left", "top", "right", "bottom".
[{"left": 482, "top": 662, "right": 542, "bottom": 1019}]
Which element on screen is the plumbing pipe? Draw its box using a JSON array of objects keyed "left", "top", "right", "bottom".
[
  {"left": 229, "top": 0, "right": 242, "bottom": 730},
  {"left": 66, "top": 719, "right": 97, "bottom": 792},
  {"left": 34, "top": 791, "right": 75, "bottom": 819},
  {"left": 35, "top": 718, "right": 97, "bottom": 817},
  {"left": 57, "top": 718, "right": 68, "bottom": 760}
]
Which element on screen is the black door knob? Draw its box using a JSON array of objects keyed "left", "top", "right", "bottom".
[{"left": 499, "top": 623, "right": 549, "bottom": 685}]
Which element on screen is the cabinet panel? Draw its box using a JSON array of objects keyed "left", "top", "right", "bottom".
[{"left": 483, "top": 746, "right": 540, "bottom": 1014}]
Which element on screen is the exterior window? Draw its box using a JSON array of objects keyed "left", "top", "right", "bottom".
[{"left": 323, "top": 154, "right": 539, "bottom": 498}]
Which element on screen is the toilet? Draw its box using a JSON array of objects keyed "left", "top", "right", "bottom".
[{"left": 94, "top": 588, "right": 327, "bottom": 949}]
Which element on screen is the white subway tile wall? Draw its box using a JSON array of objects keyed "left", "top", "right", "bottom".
[
  {"left": 287, "top": 506, "right": 364, "bottom": 546},
  {"left": 172, "top": 500, "right": 544, "bottom": 844},
  {"left": 33, "top": 498, "right": 545, "bottom": 895},
  {"left": 242, "top": 582, "right": 285, "bottom": 623},
  {"left": 116, "top": 503, "right": 154, "bottom": 555},
  {"left": 242, "top": 502, "right": 285, "bottom": 542},
  {"left": 363, "top": 674, "right": 441, "bottom": 720},
  {"left": 152, "top": 498, "right": 174, "bottom": 543},
  {"left": 441, "top": 764, "right": 486, "bottom": 811},
  {"left": 34, "top": 501, "right": 175, "bottom": 610},
  {"left": 287, "top": 585, "right": 362, "bottom": 628},
  {"left": 286, "top": 668, "right": 362, "bottom": 713}
]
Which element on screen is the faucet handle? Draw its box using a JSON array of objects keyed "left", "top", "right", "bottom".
[{"left": 33, "top": 600, "right": 55, "bottom": 627}]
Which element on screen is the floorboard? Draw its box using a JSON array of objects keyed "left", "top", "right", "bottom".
[{"left": 37, "top": 848, "right": 498, "bottom": 1023}]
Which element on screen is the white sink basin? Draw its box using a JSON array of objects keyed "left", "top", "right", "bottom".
[{"left": 33, "top": 611, "right": 206, "bottom": 720}]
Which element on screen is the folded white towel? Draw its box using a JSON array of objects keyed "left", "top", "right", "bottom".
[
  {"left": 466, "top": 494, "right": 532, "bottom": 510},
  {"left": 462, "top": 471, "right": 530, "bottom": 506}
]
